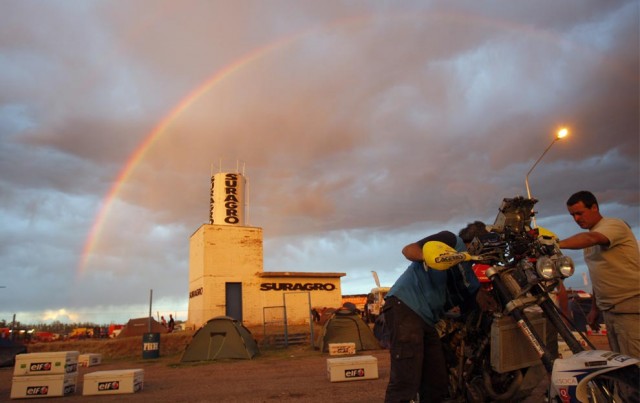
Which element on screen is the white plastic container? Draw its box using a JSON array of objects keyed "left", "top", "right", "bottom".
[
  {"left": 83, "top": 369, "right": 144, "bottom": 395},
  {"left": 13, "top": 351, "right": 79, "bottom": 376},
  {"left": 10, "top": 373, "right": 77, "bottom": 399},
  {"left": 326, "top": 355, "right": 378, "bottom": 382},
  {"left": 328, "top": 342, "right": 356, "bottom": 356},
  {"left": 78, "top": 353, "right": 102, "bottom": 367}
]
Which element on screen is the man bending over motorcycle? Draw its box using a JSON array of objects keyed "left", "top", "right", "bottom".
[{"left": 383, "top": 222, "right": 486, "bottom": 403}]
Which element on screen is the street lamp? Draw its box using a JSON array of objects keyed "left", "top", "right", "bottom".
[{"left": 525, "top": 127, "right": 569, "bottom": 199}]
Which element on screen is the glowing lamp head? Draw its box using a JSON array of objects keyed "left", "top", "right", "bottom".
[{"left": 556, "top": 127, "right": 569, "bottom": 140}]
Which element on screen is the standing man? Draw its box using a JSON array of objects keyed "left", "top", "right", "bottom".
[
  {"left": 559, "top": 190, "right": 639, "bottom": 359},
  {"left": 384, "top": 222, "right": 485, "bottom": 403}
]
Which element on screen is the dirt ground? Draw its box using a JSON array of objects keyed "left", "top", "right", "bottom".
[
  {"left": 0, "top": 328, "right": 610, "bottom": 402},
  {"left": 1, "top": 348, "right": 391, "bottom": 402},
  {"left": 0, "top": 328, "right": 391, "bottom": 402}
]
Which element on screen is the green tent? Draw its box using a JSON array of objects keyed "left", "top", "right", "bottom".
[
  {"left": 315, "top": 308, "right": 381, "bottom": 352},
  {"left": 181, "top": 316, "right": 259, "bottom": 362}
]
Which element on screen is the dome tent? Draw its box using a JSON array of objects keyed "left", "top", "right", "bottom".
[
  {"left": 315, "top": 307, "right": 381, "bottom": 352},
  {"left": 181, "top": 316, "right": 259, "bottom": 362}
]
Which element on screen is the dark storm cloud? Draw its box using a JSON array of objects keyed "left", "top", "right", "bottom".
[{"left": 0, "top": 0, "right": 637, "bottom": 323}]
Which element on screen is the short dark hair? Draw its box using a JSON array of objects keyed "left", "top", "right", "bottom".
[
  {"left": 567, "top": 191, "right": 599, "bottom": 209},
  {"left": 458, "top": 221, "right": 487, "bottom": 243}
]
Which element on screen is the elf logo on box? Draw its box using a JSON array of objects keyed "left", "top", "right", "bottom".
[
  {"left": 30, "top": 362, "right": 52, "bottom": 372},
  {"left": 344, "top": 368, "right": 365, "bottom": 378},
  {"left": 26, "top": 386, "right": 49, "bottom": 395},
  {"left": 98, "top": 381, "right": 120, "bottom": 391}
]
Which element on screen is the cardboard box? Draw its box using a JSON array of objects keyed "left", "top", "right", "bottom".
[
  {"left": 83, "top": 369, "right": 144, "bottom": 395},
  {"left": 79, "top": 353, "right": 102, "bottom": 367},
  {"left": 10, "top": 373, "right": 77, "bottom": 399},
  {"left": 327, "top": 355, "right": 378, "bottom": 382},
  {"left": 13, "top": 351, "right": 79, "bottom": 376},
  {"left": 328, "top": 342, "right": 356, "bottom": 356}
]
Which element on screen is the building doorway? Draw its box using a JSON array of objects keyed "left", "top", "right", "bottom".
[{"left": 225, "top": 282, "right": 243, "bottom": 322}]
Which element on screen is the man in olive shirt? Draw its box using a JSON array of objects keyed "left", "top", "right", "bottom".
[{"left": 559, "top": 190, "right": 639, "bottom": 359}]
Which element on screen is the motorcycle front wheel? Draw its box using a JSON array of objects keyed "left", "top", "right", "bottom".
[{"left": 577, "top": 365, "right": 639, "bottom": 403}]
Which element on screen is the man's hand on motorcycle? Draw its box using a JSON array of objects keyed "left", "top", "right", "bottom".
[{"left": 587, "top": 309, "right": 601, "bottom": 332}]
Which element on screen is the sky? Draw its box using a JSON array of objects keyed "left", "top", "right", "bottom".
[{"left": 1, "top": 1, "right": 638, "bottom": 326}]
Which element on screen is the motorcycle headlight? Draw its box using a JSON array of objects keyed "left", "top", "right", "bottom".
[
  {"left": 536, "top": 256, "right": 556, "bottom": 279},
  {"left": 556, "top": 255, "right": 575, "bottom": 278}
]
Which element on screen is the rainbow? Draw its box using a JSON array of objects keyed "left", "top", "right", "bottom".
[
  {"left": 77, "top": 13, "right": 391, "bottom": 275},
  {"left": 78, "top": 11, "right": 580, "bottom": 275},
  {"left": 78, "top": 34, "right": 305, "bottom": 275}
]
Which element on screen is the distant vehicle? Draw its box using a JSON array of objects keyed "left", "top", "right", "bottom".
[
  {"left": 69, "top": 327, "right": 92, "bottom": 339},
  {"left": 364, "top": 271, "right": 390, "bottom": 323},
  {"left": 34, "top": 331, "right": 55, "bottom": 342},
  {"left": 108, "top": 324, "right": 124, "bottom": 338}
]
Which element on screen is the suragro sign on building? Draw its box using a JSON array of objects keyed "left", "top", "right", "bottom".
[
  {"left": 210, "top": 172, "right": 246, "bottom": 225},
  {"left": 187, "top": 224, "right": 345, "bottom": 328},
  {"left": 188, "top": 170, "right": 345, "bottom": 329}
]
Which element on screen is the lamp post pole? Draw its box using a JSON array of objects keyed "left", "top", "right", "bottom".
[{"left": 525, "top": 127, "right": 569, "bottom": 226}]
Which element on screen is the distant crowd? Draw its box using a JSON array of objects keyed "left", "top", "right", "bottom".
[{"left": 161, "top": 314, "right": 176, "bottom": 333}]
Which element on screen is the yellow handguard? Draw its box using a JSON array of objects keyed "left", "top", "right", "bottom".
[
  {"left": 537, "top": 226, "right": 557, "bottom": 239},
  {"left": 422, "top": 241, "right": 471, "bottom": 271},
  {"left": 537, "top": 227, "right": 560, "bottom": 247}
]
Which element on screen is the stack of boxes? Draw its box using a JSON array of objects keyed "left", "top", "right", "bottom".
[
  {"left": 325, "top": 343, "right": 379, "bottom": 383},
  {"left": 10, "top": 351, "right": 79, "bottom": 399}
]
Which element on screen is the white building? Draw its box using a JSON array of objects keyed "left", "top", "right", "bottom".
[{"left": 187, "top": 172, "right": 344, "bottom": 329}]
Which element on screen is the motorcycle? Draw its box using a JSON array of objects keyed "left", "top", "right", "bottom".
[{"left": 423, "top": 196, "right": 639, "bottom": 403}]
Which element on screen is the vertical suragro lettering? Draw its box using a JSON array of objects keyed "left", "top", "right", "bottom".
[
  {"left": 211, "top": 172, "right": 244, "bottom": 225},
  {"left": 224, "top": 173, "right": 239, "bottom": 224},
  {"left": 209, "top": 175, "right": 215, "bottom": 224}
]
